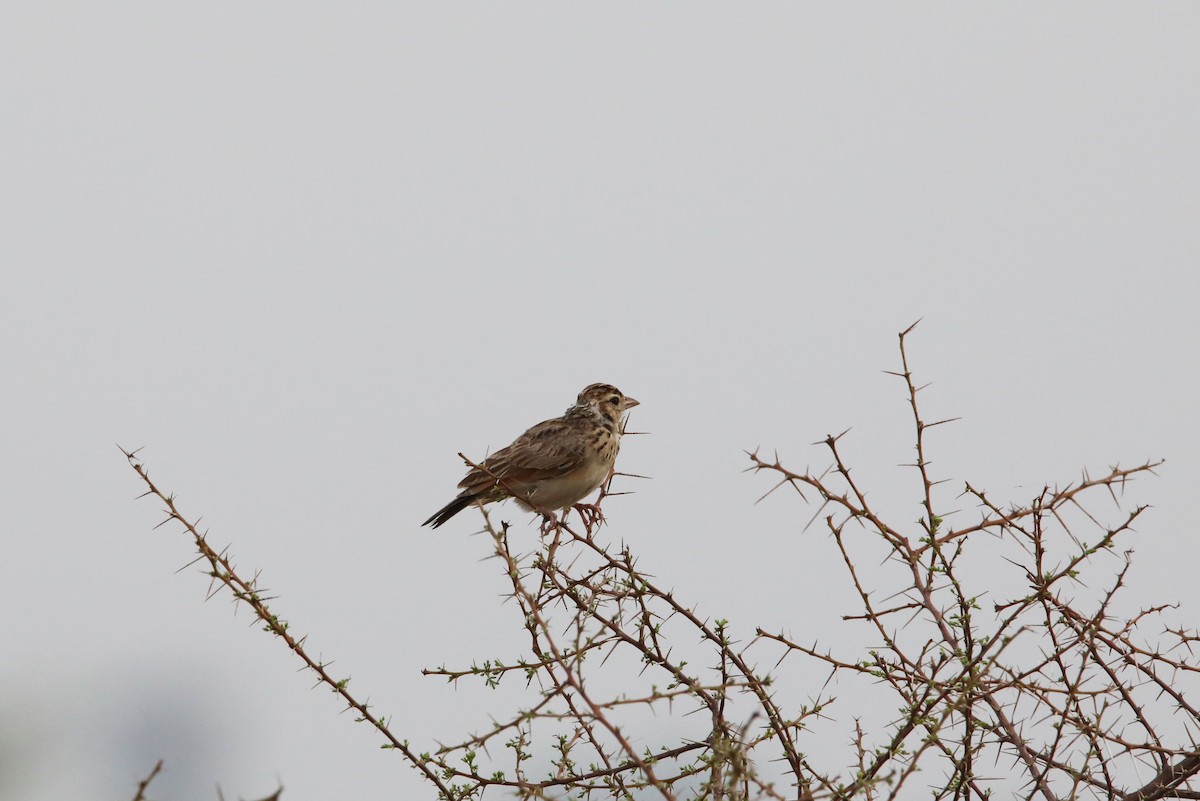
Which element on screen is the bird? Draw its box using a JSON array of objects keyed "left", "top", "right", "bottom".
[{"left": 422, "top": 383, "right": 640, "bottom": 530}]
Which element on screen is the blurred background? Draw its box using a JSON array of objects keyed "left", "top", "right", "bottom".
[{"left": 2, "top": 4, "right": 1198, "bottom": 799}]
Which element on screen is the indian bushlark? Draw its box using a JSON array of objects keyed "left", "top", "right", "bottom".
[{"left": 422, "top": 383, "right": 639, "bottom": 529}]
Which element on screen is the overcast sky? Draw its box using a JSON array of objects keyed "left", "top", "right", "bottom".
[{"left": 2, "top": 4, "right": 1198, "bottom": 800}]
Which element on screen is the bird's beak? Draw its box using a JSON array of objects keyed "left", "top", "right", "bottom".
[{"left": 622, "top": 396, "right": 640, "bottom": 410}]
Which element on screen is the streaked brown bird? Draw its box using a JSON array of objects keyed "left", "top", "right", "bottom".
[{"left": 422, "top": 383, "right": 639, "bottom": 529}]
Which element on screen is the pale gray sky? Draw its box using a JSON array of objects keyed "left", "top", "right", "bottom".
[{"left": 2, "top": 4, "right": 1198, "bottom": 800}]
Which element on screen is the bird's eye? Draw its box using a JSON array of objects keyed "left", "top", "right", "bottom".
[{"left": 609, "top": 396, "right": 621, "bottom": 405}]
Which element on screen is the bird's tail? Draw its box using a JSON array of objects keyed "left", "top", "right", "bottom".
[{"left": 422, "top": 495, "right": 477, "bottom": 529}]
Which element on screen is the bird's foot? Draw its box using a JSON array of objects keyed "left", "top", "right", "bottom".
[
  {"left": 538, "top": 511, "right": 561, "bottom": 536},
  {"left": 572, "top": 503, "right": 605, "bottom": 534}
]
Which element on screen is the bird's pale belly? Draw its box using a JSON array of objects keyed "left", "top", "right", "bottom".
[{"left": 517, "top": 458, "right": 613, "bottom": 511}]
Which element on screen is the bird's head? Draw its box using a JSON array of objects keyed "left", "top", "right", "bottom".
[{"left": 574, "top": 383, "right": 639, "bottom": 424}]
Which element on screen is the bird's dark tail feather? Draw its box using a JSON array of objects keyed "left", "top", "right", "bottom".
[{"left": 422, "top": 495, "right": 477, "bottom": 529}]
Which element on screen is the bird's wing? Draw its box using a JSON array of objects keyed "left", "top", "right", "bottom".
[{"left": 457, "top": 418, "right": 586, "bottom": 496}]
